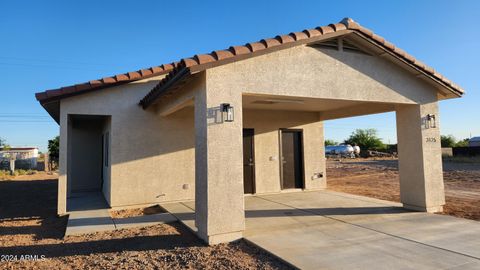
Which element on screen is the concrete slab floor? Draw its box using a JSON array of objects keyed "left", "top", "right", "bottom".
[
  {"left": 163, "top": 190, "right": 480, "bottom": 270},
  {"left": 65, "top": 192, "right": 176, "bottom": 236}
]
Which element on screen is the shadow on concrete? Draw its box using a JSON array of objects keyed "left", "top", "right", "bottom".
[
  {"left": 245, "top": 206, "right": 408, "bottom": 218},
  {"left": 164, "top": 206, "right": 409, "bottom": 222}
]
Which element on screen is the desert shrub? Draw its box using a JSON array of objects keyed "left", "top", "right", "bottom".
[
  {"left": 324, "top": 139, "right": 338, "bottom": 146},
  {"left": 441, "top": 135, "right": 456, "bottom": 148},
  {"left": 16, "top": 169, "right": 27, "bottom": 175},
  {"left": 0, "top": 170, "right": 10, "bottom": 179},
  {"left": 344, "top": 129, "right": 385, "bottom": 151}
]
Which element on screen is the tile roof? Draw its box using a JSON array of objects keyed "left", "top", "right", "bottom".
[
  {"left": 139, "top": 18, "right": 465, "bottom": 108},
  {"left": 36, "top": 18, "right": 464, "bottom": 109},
  {"left": 35, "top": 62, "right": 180, "bottom": 103}
]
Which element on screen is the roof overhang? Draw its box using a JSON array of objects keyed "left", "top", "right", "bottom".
[
  {"left": 35, "top": 18, "right": 465, "bottom": 120},
  {"left": 139, "top": 18, "right": 464, "bottom": 109}
]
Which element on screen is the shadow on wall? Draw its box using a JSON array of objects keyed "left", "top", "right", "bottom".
[{"left": 316, "top": 46, "right": 437, "bottom": 104}]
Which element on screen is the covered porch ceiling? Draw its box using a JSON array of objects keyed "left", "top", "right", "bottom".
[
  {"left": 159, "top": 93, "right": 397, "bottom": 121},
  {"left": 242, "top": 94, "right": 396, "bottom": 120}
]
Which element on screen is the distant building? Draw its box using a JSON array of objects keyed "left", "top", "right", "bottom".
[
  {"left": 469, "top": 137, "right": 480, "bottom": 147},
  {"left": 0, "top": 147, "right": 39, "bottom": 169}
]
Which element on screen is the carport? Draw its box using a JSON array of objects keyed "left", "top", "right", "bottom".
[
  {"left": 161, "top": 190, "right": 480, "bottom": 269},
  {"left": 142, "top": 19, "right": 462, "bottom": 245},
  {"left": 36, "top": 18, "right": 464, "bottom": 246}
]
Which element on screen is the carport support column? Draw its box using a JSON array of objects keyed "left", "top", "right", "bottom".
[
  {"left": 194, "top": 79, "right": 244, "bottom": 245},
  {"left": 396, "top": 102, "right": 445, "bottom": 213}
]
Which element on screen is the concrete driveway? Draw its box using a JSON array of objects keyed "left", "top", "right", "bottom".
[
  {"left": 244, "top": 191, "right": 480, "bottom": 270},
  {"left": 162, "top": 190, "right": 480, "bottom": 270}
]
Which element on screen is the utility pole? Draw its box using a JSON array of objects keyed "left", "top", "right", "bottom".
[{"left": 9, "top": 153, "right": 16, "bottom": 175}]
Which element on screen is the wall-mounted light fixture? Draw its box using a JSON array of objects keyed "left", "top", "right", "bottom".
[
  {"left": 426, "top": 114, "right": 436, "bottom": 129},
  {"left": 221, "top": 103, "right": 234, "bottom": 122}
]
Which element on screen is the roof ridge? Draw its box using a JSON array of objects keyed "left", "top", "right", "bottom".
[
  {"left": 139, "top": 18, "right": 464, "bottom": 108},
  {"left": 36, "top": 17, "right": 464, "bottom": 108}
]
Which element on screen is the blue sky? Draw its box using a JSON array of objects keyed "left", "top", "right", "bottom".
[{"left": 1, "top": 0, "right": 478, "bottom": 151}]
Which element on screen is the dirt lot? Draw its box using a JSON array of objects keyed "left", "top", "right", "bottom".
[
  {"left": 110, "top": 205, "right": 166, "bottom": 219},
  {"left": 327, "top": 158, "right": 480, "bottom": 220},
  {"left": 0, "top": 172, "right": 291, "bottom": 269}
]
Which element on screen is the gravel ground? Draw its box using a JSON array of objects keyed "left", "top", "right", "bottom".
[
  {"left": 0, "top": 172, "right": 292, "bottom": 270},
  {"left": 110, "top": 205, "right": 166, "bottom": 219},
  {"left": 327, "top": 158, "right": 480, "bottom": 220}
]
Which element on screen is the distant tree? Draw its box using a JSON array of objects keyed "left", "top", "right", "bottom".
[
  {"left": 455, "top": 138, "right": 469, "bottom": 147},
  {"left": 440, "top": 135, "right": 456, "bottom": 148},
  {"left": 324, "top": 139, "right": 338, "bottom": 146},
  {"left": 344, "top": 129, "right": 385, "bottom": 151},
  {"left": 48, "top": 136, "right": 60, "bottom": 163},
  {"left": 0, "top": 137, "right": 10, "bottom": 149}
]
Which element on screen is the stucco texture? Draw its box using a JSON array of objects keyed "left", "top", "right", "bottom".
[
  {"left": 59, "top": 75, "right": 196, "bottom": 214},
  {"left": 56, "top": 40, "right": 452, "bottom": 243},
  {"left": 243, "top": 109, "right": 325, "bottom": 193}
]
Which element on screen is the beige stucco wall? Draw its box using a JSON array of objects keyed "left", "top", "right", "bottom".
[
  {"left": 206, "top": 45, "right": 438, "bottom": 105},
  {"left": 243, "top": 109, "right": 325, "bottom": 193},
  {"left": 58, "top": 75, "right": 196, "bottom": 214},
  {"left": 56, "top": 41, "right": 448, "bottom": 220},
  {"left": 396, "top": 101, "right": 445, "bottom": 212}
]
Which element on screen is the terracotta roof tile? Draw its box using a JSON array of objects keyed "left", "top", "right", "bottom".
[
  {"left": 115, "top": 74, "right": 130, "bottom": 82},
  {"left": 212, "top": 50, "right": 235, "bottom": 60},
  {"left": 46, "top": 89, "right": 63, "bottom": 97},
  {"left": 75, "top": 83, "right": 91, "bottom": 91},
  {"left": 303, "top": 29, "right": 322, "bottom": 38},
  {"left": 393, "top": 47, "right": 406, "bottom": 57},
  {"left": 181, "top": 58, "right": 199, "bottom": 67},
  {"left": 229, "top": 46, "right": 250, "bottom": 55},
  {"left": 382, "top": 40, "right": 395, "bottom": 50},
  {"left": 276, "top": 35, "right": 295, "bottom": 44},
  {"left": 138, "top": 18, "right": 464, "bottom": 108},
  {"left": 140, "top": 69, "right": 153, "bottom": 77},
  {"left": 61, "top": 86, "right": 77, "bottom": 94},
  {"left": 317, "top": 25, "right": 334, "bottom": 34},
  {"left": 413, "top": 59, "right": 426, "bottom": 70},
  {"left": 422, "top": 65, "right": 434, "bottom": 75},
  {"left": 127, "top": 72, "right": 141, "bottom": 80},
  {"left": 37, "top": 17, "right": 464, "bottom": 108},
  {"left": 151, "top": 66, "right": 163, "bottom": 73},
  {"left": 290, "top": 32, "right": 309, "bottom": 41},
  {"left": 403, "top": 53, "right": 415, "bottom": 63},
  {"left": 101, "top": 77, "right": 116, "bottom": 84},
  {"left": 89, "top": 80, "right": 103, "bottom": 87},
  {"left": 370, "top": 34, "right": 385, "bottom": 44},
  {"left": 260, "top": 38, "right": 281, "bottom": 48},
  {"left": 247, "top": 42, "right": 267, "bottom": 52},
  {"left": 329, "top": 23, "right": 347, "bottom": 32},
  {"left": 35, "top": 92, "right": 48, "bottom": 100},
  {"left": 194, "top": 54, "right": 216, "bottom": 64}
]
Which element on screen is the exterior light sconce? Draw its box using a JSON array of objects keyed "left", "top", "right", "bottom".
[
  {"left": 426, "top": 114, "right": 436, "bottom": 129},
  {"left": 221, "top": 103, "right": 234, "bottom": 122}
]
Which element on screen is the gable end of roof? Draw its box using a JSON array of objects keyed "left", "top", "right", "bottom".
[{"left": 139, "top": 18, "right": 464, "bottom": 108}]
